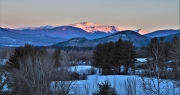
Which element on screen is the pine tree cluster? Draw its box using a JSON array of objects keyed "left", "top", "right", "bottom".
[{"left": 92, "top": 39, "right": 136, "bottom": 75}]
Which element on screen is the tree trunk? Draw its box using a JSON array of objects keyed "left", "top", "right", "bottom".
[{"left": 125, "top": 66, "right": 128, "bottom": 74}]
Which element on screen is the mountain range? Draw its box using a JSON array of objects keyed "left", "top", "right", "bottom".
[
  {"left": 0, "top": 22, "right": 179, "bottom": 47},
  {"left": 14, "top": 22, "right": 148, "bottom": 34}
]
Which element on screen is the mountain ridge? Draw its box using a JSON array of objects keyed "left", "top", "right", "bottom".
[
  {"left": 8, "top": 22, "right": 148, "bottom": 35},
  {"left": 144, "top": 29, "right": 180, "bottom": 38},
  {"left": 52, "top": 30, "right": 150, "bottom": 48},
  {"left": 68, "top": 22, "right": 126, "bottom": 33}
]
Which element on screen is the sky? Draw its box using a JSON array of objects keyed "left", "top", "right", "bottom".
[{"left": 0, "top": 0, "right": 179, "bottom": 32}]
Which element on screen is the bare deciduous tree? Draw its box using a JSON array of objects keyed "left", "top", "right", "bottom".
[
  {"left": 10, "top": 52, "right": 54, "bottom": 95},
  {"left": 144, "top": 37, "right": 169, "bottom": 95},
  {"left": 0, "top": 48, "right": 14, "bottom": 59},
  {"left": 124, "top": 77, "right": 137, "bottom": 95},
  {"left": 169, "top": 36, "right": 180, "bottom": 89},
  {"left": 83, "top": 80, "right": 91, "bottom": 95}
]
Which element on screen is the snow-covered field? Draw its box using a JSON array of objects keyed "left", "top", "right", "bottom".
[
  {"left": 51, "top": 65, "right": 180, "bottom": 95},
  {"left": 51, "top": 74, "right": 180, "bottom": 95}
]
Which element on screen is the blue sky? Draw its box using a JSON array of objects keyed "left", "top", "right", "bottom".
[{"left": 0, "top": 0, "right": 179, "bottom": 31}]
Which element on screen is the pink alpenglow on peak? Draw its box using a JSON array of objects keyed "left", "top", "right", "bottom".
[
  {"left": 138, "top": 29, "right": 149, "bottom": 35},
  {"left": 68, "top": 22, "right": 126, "bottom": 33},
  {"left": 12, "top": 22, "right": 149, "bottom": 35}
]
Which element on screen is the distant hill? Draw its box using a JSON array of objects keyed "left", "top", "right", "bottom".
[
  {"left": 144, "top": 29, "right": 180, "bottom": 38},
  {"left": 7, "top": 26, "right": 112, "bottom": 39},
  {"left": 0, "top": 28, "right": 66, "bottom": 47},
  {"left": 52, "top": 30, "right": 150, "bottom": 48},
  {"left": 0, "top": 26, "right": 112, "bottom": 47},
  {"left": 163, "top": 32, "right": 180, "bottom": 41}
]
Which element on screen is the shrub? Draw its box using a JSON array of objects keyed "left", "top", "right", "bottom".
[
  {"left": 79, "top": 73, "right": 87, "bottom": 80},
  {"left": 70, "top": 72, "right": 80, "bottom": 80},
  {"left": 90, "top": 67, "right": 97, "bottom": 75},
  {"left": 92, "top": 81, "right": 117, "bottom": 95}
]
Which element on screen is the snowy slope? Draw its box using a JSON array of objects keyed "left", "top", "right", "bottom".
[{"left": 68, "top": 22, "right": 126, "bottom": 33}]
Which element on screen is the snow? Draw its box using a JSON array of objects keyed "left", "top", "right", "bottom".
[
  {"left": 51, "top": 74, "right": 180, "bottom": 95},
  {"left": 69, "top": 22, "right": 126, "bottom": 33},
  {"left": 136, "top": 58, "right": 147, "bottom": 62},
  {"left": 0, "top": 59, "right": 8, "bottom": 65},
  {"left": 51, "top": 75, "right": 139, "bottom": 95},
  {"left": 14, "top": 25, "right": 54, "bottom": 30},
  {"left": 86, "top": 75, "right": 138, "bottom": 84},
  {"left": 69, "top": 65, "right": 93, "bottom": 72},
  {"left": 134, "top": 29, "right": 148, "bottom": 35},
  {"left": 1, "top": 73, "right": 9, "bottom": 92},
  {"left": 51, "top": 65, "right": 180, "bottom": 95}
]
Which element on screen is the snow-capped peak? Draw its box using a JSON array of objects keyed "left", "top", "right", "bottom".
[
  {"left": 135, "top": 29, "right": 149, "bottom": 35},
  {"left": 79, "top": 22, "right": 102, "bottom": 26},
  {"left": 68, "top": 22, "right": 126, "bottom": 33},
  {"left": 14, "top": 25, "right": 54, "bottom": 30},
  {"left": 12, "top": 22, "right": 148, "bottom": 35}
]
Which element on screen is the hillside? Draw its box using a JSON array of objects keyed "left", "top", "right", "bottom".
[
  {"left": 144, "top": 29, "right": 180, "bottom": 38},
  {"left": 52, "top": 30, "right": 150, "bottom": 47}
]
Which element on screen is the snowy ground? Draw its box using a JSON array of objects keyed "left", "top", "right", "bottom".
[
  {"left": 136, "top": 58, "right": 147, "bottom": 62},
  {"left": 51, "top": 74, "right": 180, "bottom": 95},
  {"left": 51, "top": 65, "right": 180, "bottom": 95},
  {"left": 0, "top": 59, "right": 8, "bottom": 65},
  {"left": 69, "top": 65, "right": 93, "bottom": 72}
]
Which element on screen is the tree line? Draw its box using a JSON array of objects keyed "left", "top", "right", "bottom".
[
  {"left": 92, "top": 39, "right": 136, "bottom": 75},
  {"left": 92, "top": 36, "right": 180, "bottom": 77}
]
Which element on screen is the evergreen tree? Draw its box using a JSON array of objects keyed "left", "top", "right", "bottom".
[
  {"left": 106, "top": 41, "right": 114, "bottom": 71},
  {"left": 93, "top": 39, "right": 136, "bottom": 75},
  {"left": 122, "top": 40, "right": 136, "bottom": 74},
  {"left": 92, "top": 81, "right": 117, "bottom": 95},
  {"left": 113, "top": 39, "right": 124, "bottom": 74},
  {"left": 92, "top": 44, "right": 104, "bottom": 68},
  {"left": 101, "top": 42, "right": 114, "bottom": 74},
  {"left": 7, "top": 44, "right": 46, "bottom": 69}
]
